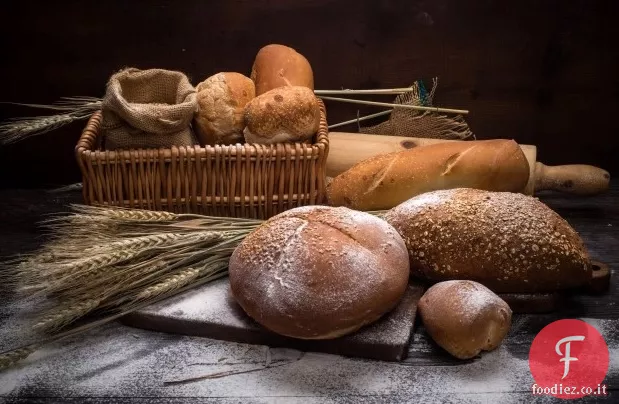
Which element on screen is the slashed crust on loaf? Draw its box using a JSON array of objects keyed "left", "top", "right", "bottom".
[
  {"left": 228, "top": 205, "right": 410, "bottom": 340},
  {"left": 327, "top": 139, "right": 530, "bottom": 210}
]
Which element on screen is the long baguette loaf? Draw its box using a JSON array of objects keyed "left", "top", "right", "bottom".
[
  {"left": 383, "top": 188, "right": 592, "bottom": 293},
  {"left": 326, "top": 139, "right": 530, "bottom": 211}
]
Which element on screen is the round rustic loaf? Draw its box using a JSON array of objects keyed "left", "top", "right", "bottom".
[
  {"left": 419, "top": 280, "right": 512, "bottom": 359},
  {"left": 229, "top": 205, "right": 410, "bottom": 340},
  {"left": 243, "top": 86, "right": 320, "bottom": 144},
  {"left": 250, "top": 44, "right": 314, "bottom": 95},
  {"left": 194, "top": 72, "right": 255, "bottom": 145},
  {"left": 383, "top": 188, "right": 592, "bottom": 293}
]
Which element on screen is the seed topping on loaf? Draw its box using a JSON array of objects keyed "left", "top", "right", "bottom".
[{"left": 384, "top": 188, "right": 591, "bottom": 292}]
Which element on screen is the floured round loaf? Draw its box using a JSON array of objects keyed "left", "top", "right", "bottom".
[
  {"left": 419, "top": 280, "right": 512, "bottom": 359},
  {"left": 251, "top": 44, "right": 314, "bottom": 95},
  {"left": 243, "top": 86, "right": 320, "bottom": 144},
  {"left": 229, "top": 205, "right": 410, "bottom": 340},
  {"left": 383, "top": 188, "right": 592, "bottom": 293},
  {"left": 194, "top": 72, "right": 255, "bottom": 145}
]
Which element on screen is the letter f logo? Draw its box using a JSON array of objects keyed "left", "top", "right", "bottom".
[{"left": 556, "top": 335, "right": 586, "bottom": 379}]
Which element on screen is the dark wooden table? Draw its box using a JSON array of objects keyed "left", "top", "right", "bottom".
[{"left": 0, "top": 184, "right": 617, "bottom": 403}]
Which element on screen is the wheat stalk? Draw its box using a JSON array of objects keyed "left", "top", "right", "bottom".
[
  {"left": 0, "top": 263, "right": 231, "bottom": 372},
  {"left": 69, "top": 205, "right": 180, "bottom": 222},
  {"left": 134, "top": 268, "right": 201, "bottom": 302},
  {"left": 17, "top": 232, "right": 225, "bottom": 298},
  {"left": 0, "top": 346, "right": 38, "bottom": 371},
  {"left": 84, "top": 233, "right": 199, "bottom": 252},
  {"left": 0, "top": 113, "right": 89, "bottom": 145},
  {"left": 33, "top": 298, "right": 101, "bottom": 334},
  {"left": 0, "top": 97, "right": 102, "bottom": 145},
  {"left": 134, "top": 256, "right": 228, "bottom": 302}
]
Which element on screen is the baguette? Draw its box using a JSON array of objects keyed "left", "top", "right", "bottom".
[
  {"left": 327, "top": 139, "right": 530, "bottom": 211},
  {"left": 383, "top": 188, "right": 592, "bottom": 293}
]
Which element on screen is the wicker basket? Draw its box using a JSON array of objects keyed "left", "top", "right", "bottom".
[{"left": 75, "top": 100, "right": 329, "bottom": 219}]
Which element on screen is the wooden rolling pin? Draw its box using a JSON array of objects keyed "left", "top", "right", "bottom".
[{"left": 326, "top": 132, "right": 610, "bottom": 196}]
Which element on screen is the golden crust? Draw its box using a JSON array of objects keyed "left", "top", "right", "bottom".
[
  {"left": 419, "top": 280, "right": 512, "bottom": 359},
  {"left": 228, "top": 205, "right": 410, "bottom": 340},
  {"left": 251, "top": 44, "right": 314, "bottom": 95},
  {"left": 384, "top": 188, "right": 592, "bottom": 293},
  {"left": 327, "top": 139, "right": 530, "bottom": 210},
  {"left": 194, "top": 72, "right": 255, "bottom": 145},
  {"left": 243, "top": 86, "right": 320, "bottom": 144}
]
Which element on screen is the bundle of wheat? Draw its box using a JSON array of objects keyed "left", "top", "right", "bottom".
[
  {"left": 0, "top": 205, "right": 261, "bottom": 369},
  {"left": 0, "top": 204, "right": 386, "bottom": 370}
]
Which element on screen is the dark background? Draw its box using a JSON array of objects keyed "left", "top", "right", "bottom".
[{"left": 0, "top": 0, "right": 617, "bottom": 189}]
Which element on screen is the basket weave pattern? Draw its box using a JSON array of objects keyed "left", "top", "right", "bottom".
[{"left": 75, "top": 100, "right": 329, "bottom": 219}]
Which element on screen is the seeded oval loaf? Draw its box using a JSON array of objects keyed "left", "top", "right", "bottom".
[
  {"left": 419, "top": 280, "right": 512, "bottom": 360},
  {"left": 229, "top": 205, "right": 410, "bottom": 340},
  {"left": 383, "top": 188, "right": 592, "bottom": 293}
]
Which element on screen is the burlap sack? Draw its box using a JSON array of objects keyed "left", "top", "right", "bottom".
[
  {"left": 100, "top": 68, "right": 198, "bottom": 150},
  {"left": 360, "top": 78, "right": 474, "bottom": 141}
]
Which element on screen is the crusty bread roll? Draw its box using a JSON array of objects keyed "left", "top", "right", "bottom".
[
  {"left": 327, "top": 139, "right": 530, "bottom": 211},
  {"left": 243, "top": 86, "right": 321, "bottom": 144},
  {"left": 419, "top": 280, "right": 512, "bottom": 360},
  {"left": 383, "top": 188, "right": 592, "bottom": 293},
  {"left": 229, "top": 205, "right": 410, "bottom": 340},
  {"left": 194, "top": 72, "right": 255, "bottom": 145},
  {"left": 251, "top": 44, "right": 314, "bottom": 95}
]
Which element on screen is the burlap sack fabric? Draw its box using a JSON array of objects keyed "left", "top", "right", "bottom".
[
  {"left": 100, "top": 68, "right": 198, "bottom": 150},
  {"left": 360, "top": 78, "right": 474, "bottom": 141}
]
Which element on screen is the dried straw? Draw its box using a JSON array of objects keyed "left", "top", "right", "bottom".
[{"left": 0, "top": 97, "right": 102, "bottom": 145}]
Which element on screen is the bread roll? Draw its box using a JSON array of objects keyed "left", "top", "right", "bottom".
[
  {"left": 419, "top": 280, "right": 512, "bottom": 360},
  {"left": 327, "top": 139, "right": 530, "bottom": 211},
  {"left": 251, "top": 44, "right": 314, "bottom": 95},
  {"left": 243, "top": 86, "right": 320, "bottom": 144},
  {"left": 229, "top": 205, "right": 410, "bottom": 340},
  {"left": 193, "top": 72, "right": 255, "bottom": 145},
  {"left": 383, "top": 188, "right": 592, "bottom": 293}
]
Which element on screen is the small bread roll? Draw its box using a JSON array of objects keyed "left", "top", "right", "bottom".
[
  {"left": 194, "top": 72, "right": 255, "bottom": 145},
  {"left": 419, "top": 280, "right": 512, "bottom": 359},
  {"left": 251, "top": 44, "right": 314, "bottom": 95},
  {"left": 243, "top": 86, "right": 320, "bottom": 144},
  {"left": 383, "top": 188, "right": 592, "bottom": 293},
  {"left": 229, "top": 205, "right": 410, "bottom": 340}
]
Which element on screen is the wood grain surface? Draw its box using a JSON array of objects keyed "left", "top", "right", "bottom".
[
  {"left": 0, "top": 0, "right": 618, "bottom": 189},
  {"left": 0, "top": 182, "right": 617, "bottom": 402}
]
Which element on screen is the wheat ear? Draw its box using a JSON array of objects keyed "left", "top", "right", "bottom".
[
  {"left": 50, "top": 249, "right": 143, "bottom": 277},
  {"left": 69, "top": 205, "right": 179, "bottom": 222},
  {"left": 134, "top": 258, "right": 228, "bottom": 302},
  {"left": 33, "top": 298, "right": 101, "bottom": 334},
  {"left": 0, "top": 346, "right": 38, "bottom": 370}
]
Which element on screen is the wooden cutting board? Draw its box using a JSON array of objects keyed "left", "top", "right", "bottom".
[
  {"left": 326, "top": 132, "right": 610, "bottom": 196},
  {"left": 121, "top": 279, "right": 426, "bottom": 362},
  {"left": 120, "top": 262, "right": 609, "bottom": 362}
]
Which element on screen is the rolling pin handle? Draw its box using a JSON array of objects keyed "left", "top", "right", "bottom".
[{"left": 534, "top": 162, "right": 610, "bottom": 195}]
